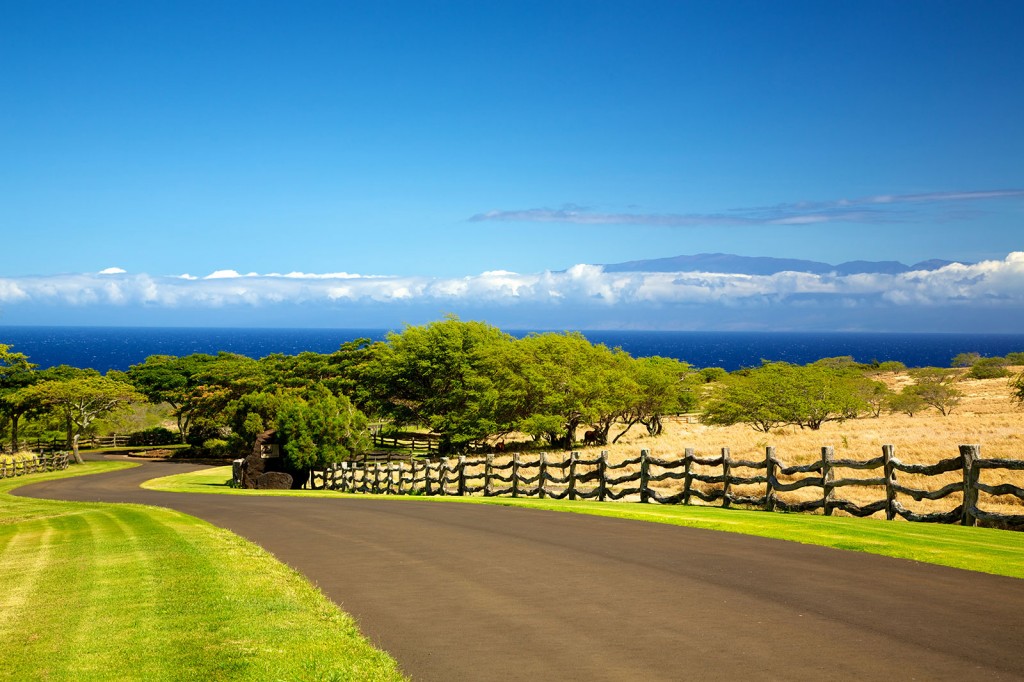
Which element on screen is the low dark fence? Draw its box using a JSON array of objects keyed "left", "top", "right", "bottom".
[
  {"left": 0, "top": 452, "right": 70, "bottom": 479},
  {"left": 9, "top": 430, "right": 180, "bottom": 453},
  {"left": 370, "top": 432, "right": 441, "bottom": 453},
  {"left": 311, "top": 445, "right": 1024, "bottom": 528}
]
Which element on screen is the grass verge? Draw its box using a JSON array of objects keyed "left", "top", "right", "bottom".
[
  {"left": 1, "top": 463, "right": 405, "bottom": 681},
  {"left": 146, "top": 466, "right": 1024, "bottom": 580}
]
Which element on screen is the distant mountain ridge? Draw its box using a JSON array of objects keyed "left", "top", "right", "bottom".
[{"left": 600, "top": 253, "right": 968, "bottom": 275}]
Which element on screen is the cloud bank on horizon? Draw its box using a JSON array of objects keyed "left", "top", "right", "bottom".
[{"left": 2, "top": 253, "right": 1023, "bottom": 332}]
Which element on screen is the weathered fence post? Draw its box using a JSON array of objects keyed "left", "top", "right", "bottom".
[
  {"left": 512, "top": 452, "right": 520, "bottom": 498},
  {"left": 424, "top": 460, "right": 433, "bottom": 496},
  {"left": 484, "top": 454, "right": 493, "bottom": 497},
  {"left": 882, "top": 444, "right": 896, "bottom": 520},
  {"left": 458, "top": 456, "right": 467, "bottom": 496},
  {"left": 439, "top": 459, "right": 448, "bottom": 496},
  {"left": 960, "top": 444, "right": 980, "bottom": 526},
  {"left": 568, "top": 451, "right": 578, "bottom": 501},
  {"left": 764, "top": 446, "right": 776, "bottom": 512},
  {"left": 598, "top": 450, "right": 608, "bottom": 502},
  {"left": 721, "top": 447, "right": 732, "bottom": 509},
  {"left": 821, "top": 446, "right": 835, "bottom": 516},
  {"left": 639, "top": 449, "right": 650, "bottom": 503},
  {"left": 538, "top": 452, "right": 547, "bottom": 499},
  {"left": 373, "top": 462, "right": 382, "bottom": 494},
  {"left": 682, "top": 448, "right": 694, "bottom": 505}
]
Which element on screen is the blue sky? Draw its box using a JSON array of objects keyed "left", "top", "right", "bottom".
[{"left": 1, "top": 1, "right": 1022, "bottom": 330}]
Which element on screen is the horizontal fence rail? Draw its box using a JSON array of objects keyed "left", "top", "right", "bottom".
[
  {"left": 0, "top": 452, "right": 70, "bottom": 479},
  {"left": 3, "top": 433, "right": 177, "bottom": 453},
  {"left": 307, "top": 445, "right": 1024, "bottom": 529}
]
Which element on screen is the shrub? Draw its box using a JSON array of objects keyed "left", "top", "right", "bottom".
[
  {"left": 967, "top": 357, "right": 1010, "bottom": 380},
  {"left": 202, "top": 438, "right": 231, "bottom": 457}
]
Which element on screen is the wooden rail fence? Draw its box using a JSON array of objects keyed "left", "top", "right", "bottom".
[
  {"left": 308, "top": 445, "right": 1024, "bottom": 528},
  {"left": 370, "top": 432, "right": 441, "bottom": 453},
  {"left": 0, "top": 452, "right": 70, "bottom": 479}
]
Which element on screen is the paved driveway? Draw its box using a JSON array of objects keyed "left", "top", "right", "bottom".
[{"left": 17, "top": 460, "right": 1024, "bottom": 681}]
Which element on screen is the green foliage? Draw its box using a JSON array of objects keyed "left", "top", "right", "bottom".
[
  {"left": 701, "top": 361, "right": 869, "bottom": 432},
  {"left": 361, "top": 317, "right": 512, "bottom": 453},
  {"left": 951, "top": 352, "right": 982, "bottom": 368},
  {"left": 907, "top": 368, "right": 963, "bottom": 416},
  {"left": 873, "top": 360, "right": 906, "bottom": 372},
  {"left": 886, "top": 386, "right": 927, "bottom": 416},
  {"left": 966, "top": 357, "right": 1010, "bottom": 380},
  {"left": 1005, "top": 352, "right": 1024, "bottom": 365},
  {"left": 696, "top": 367, "right": 728, "bottom": 383},
  {"left": 1011, "top": 371, "right": 1024, "bottom": 406},
  {"left": 276, "top": 384, "right": 370, "bottom": 469},
  {"left": 855, "top": 379, "right": 892, "bottom": 418}
]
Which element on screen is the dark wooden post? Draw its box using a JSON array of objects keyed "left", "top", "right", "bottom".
[
  {"left": 458, "top": 456, "right": 467, "bottom": 496},
  {"left": 764, "top": 446, "right": 776, "bottom": 512},
  {"left": 882, "top": 444, "right": 896, "bottom": 520},
  {"left": 568, "top": 451, "right": 578, "bottom": 501},
  {"left": 538, "top": 452, "right": 547, "bottom": 499},
  {"left": 821, "top": 446, "right": 835, "bottom": 516},
  {"left": 512, "top": 452, "right": 520, "bottom": 498},
  {"left": 424, "top": 460, "right": 433, "bottom": 496},
  {"left": 682, "top": 448, "right": 694, "bottom": 505},
  {"left": 484, "top": 454, "right": 493, "bottom": 497},
  {"left": 639, "top": 449, "right": 650, "bottom": 503},
  {"left": 373, "top": 462, "right": 382, "bottom": 494},
  {"left": 721, "top": 447, "right": 732, "bottom": 508},
  {"left": 439, "top": 459, "right": 448, "bottom": 496},
  {"left": 598, "top": 450, "right": 608, "bottom": 502},
  {"left": 960, "top": 444, "right": 980, "bottom": 526}
]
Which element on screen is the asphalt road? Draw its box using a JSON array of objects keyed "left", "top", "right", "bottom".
[{"left": 15, "top": 459, "right": 1024, "bottom": 681}]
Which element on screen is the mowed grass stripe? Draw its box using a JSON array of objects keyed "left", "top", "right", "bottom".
[
  {"left": 146, "top": 466, "right": 1024, "bottom": 579},
  {"left": 0, "top": 524, "right": 56, "bottom": 633},
  {"left": 0, "top": 464, "right": 405, "bottom": 682}
]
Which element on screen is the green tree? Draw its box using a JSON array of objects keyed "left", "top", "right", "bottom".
[
  {"left": 614, "top": 356, "right": 695, "bottom": 441},
  {"left": 1012, "top": 370, "right": 1024, "bottom": 405},
  {"left": 886, "top": 386, "right": 927, "bottom": 416},
  {"left": 908, "top": 368, "right": 963, "bottom": 416},
  {"left": 27, "top": 376, "right": 143, "bottom": 462},
  {"left": 0, "top": 344, "right": 39, "bottom": 451},
  {"left": 951, "top": 352, "right": 982, "bottom": 368},
  {"left": 701, "top": 362, "right": 867, "bottom": 432},
  {"left": 855, "top": 378, "right": 892, "bottom": 418},
  {"left": 276, "top": 384, "right": 370, "bottom": 474},
  {"left": 361, "top": 317, "right": 511, "bottom": 453},
  {"left": 701, "top": 363, "right": 793, "bottom": 432},
  {"left": 127, "top": 354, "right": 214, "bottom": 443},
  {"left": 967, "top": 357, "right": 1010, "bottom": 380}
]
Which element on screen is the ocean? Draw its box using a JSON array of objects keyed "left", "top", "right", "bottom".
[{"left": 2, "top": 326, "right": 1024, "bottom": 372}]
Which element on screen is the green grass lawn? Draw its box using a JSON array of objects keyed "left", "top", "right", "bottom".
[
  {"left": 1, "top": 463, "right": 405, "bottom": 681},
  {"left": 146, "top": 466, "right": 1024, "bottom": 580}
]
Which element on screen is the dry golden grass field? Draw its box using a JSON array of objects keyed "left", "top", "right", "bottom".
[{"left": 483, "top": 368, "right": 1024, "bottom": 520}]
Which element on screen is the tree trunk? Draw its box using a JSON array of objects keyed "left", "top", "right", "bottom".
[
  {"left": 71, "top": 433, "right": 83, "bottom": 464},
  {"left": 10, "top": 413, "right": 20, "bottom": 452}
]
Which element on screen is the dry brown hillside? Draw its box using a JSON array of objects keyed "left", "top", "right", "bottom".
[{"left": 579, "top": 368, "right": 1024, "bottom": 517}]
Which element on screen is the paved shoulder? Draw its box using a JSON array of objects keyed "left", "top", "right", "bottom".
[{"left": 17, "top": 462, "right": 1024, "bottom": 681}]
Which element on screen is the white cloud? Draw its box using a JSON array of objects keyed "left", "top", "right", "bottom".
[
  {"left": 98, "top": 267, "right": 126, "bottom": 275},
  {"left": 471, "top": 188, "right": 1024, "bottom": 228},
  {"left": 1, "top": 254, "right": 1023, "bottom": 313}
]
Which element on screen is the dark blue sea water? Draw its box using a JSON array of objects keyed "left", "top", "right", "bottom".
[{"left": 1, "top": 326, "right": 1023, "bottom": 372}]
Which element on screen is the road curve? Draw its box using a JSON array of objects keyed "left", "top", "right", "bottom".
[{"left": 15, "top": 459, "right": 1024, "bottom": 681}]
